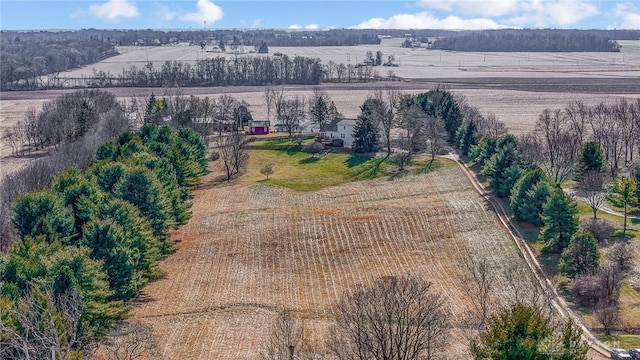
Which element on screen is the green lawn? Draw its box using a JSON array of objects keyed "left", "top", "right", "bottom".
[{"left": 234, "top": 149, "right": 453, "bottom": 192}]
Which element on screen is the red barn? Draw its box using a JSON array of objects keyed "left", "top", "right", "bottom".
[{"left": 249, "top": 120, "right": 270, "bottom": 135}]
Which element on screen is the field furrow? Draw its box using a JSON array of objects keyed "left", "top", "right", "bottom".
[{"left": 133, "top": 163, "right": 540, "bottom": 359}]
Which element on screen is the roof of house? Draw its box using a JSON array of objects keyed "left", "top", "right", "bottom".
[{"left": 319, "top": 118, "right": 356, "bottom": 132}]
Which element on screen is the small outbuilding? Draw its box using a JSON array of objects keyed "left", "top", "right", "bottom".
[{"left": 249, "top": 120, "right": 270, "bottom": 135}]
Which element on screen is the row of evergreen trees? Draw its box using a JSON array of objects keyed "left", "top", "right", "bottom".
[{"left": 0, "top": 124, "right": 207, "bottom": 358}]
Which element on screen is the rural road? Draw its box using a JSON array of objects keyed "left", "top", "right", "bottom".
[{"left": 442, "top": 152, "right": 611, "bottom": 359}]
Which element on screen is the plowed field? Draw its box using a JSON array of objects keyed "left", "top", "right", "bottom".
[{"left": 132, "top": 162, "right": 537, "bottom": 359}]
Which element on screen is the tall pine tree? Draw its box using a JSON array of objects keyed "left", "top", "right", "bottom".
[
  {"left": 352, "top": 101, "right": 380, "bottom": 153},
  {"left": 540, "top": 188, "right": 578, "bottom": 253}
]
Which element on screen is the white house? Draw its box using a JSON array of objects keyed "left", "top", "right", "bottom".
[{"left": 315, "top": 118, "right": 357, "bottom": 148}]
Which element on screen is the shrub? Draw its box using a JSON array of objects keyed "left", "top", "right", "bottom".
[{"left": 580, "top": 218, "right": 614, "bottom": 243}]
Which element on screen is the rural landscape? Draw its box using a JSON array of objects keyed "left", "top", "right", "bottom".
[{"left": 1, "top": 6, "right": 640, "bottom": 360}]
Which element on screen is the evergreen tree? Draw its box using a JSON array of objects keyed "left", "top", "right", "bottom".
[
  {"left": 352, "top": 101, "right": 380, "bottom": 153},
  {"left": 510, "top": 167, "right": 547, "bottom": 222},
  {"left": 117, "top": 167, "right": 175, "bottom": 255},
  {"left": 12, "top": 190, "right": 76, "bottom": 244},
  {"left": 540, "top": 188, "right": 579, "bottom": 253},
  {"left": 458, "top": 121, "right": 476, "bottom": 155},
  {"left": 471, "top": 303, "right": 588, "bottom": 360},
  {"left": 437, "top": 91, "right": 462, "bottom": 143},
  {"left": 607, "top": 176, "right": 637, "bottom": 238},
  {"left": 521, "top": 181, "right": 553, "bottom": 226},
  {"left": 470, "top": 136, "right": 497, "bottom": 167},
  {"left": 559, "top": 230, "right": 600, "bottom": 278},
  {"left": 470, "top": 303, "right": 552, "bottom": 359},
  {"left": 581, "top": 141, "right": 604, "bottom": 172},
  {"left": 81, "top": 219, "right": 145, "bottom": 300},
  {"left": 98, "top": 198, "right": 161, "bottom": 278},
  {"left": 143, "top": 93, "right": 157, "bottom": 124},
  {"left": 51, "top": 167, "right": 103, "bottom": 243},
  {"left": 0, "top": 238, "right": 125, "bottom": 343},
  {"left": 483, "top": 144, "right": 522, "bottom": 198}
]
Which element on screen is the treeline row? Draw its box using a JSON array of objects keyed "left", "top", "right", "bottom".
[
  {"left": 0, "top": 123, "right": 207, "bottom": 358},
  {"left": 432, "top": 29, "right": 628, "bottom": 52},
  {"left": 66, "top": 56, "right": 381, "bottom": 89},
  {"left": 453, "top": 98, "right": 639, "bottom": 335}
]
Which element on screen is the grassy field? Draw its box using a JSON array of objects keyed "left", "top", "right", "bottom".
[{"left": 130, "top": 149, "right": 546, "bottom": 359}]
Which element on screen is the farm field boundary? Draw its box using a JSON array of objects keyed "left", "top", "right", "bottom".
[{"left": 446, "top": 153, "right": 611, "bottom": 359}]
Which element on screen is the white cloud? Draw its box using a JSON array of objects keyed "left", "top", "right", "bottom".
[
  {"left": 418, "top": 0, "right": 599, "bottom": 27},
  {"left": 89, "top": 0, "right": 138, "bottom": 20},
  {"left": 354, "top": 12, "right": 505, "bottom": 30},
  {"left": 251, "top": 19, "right": 262, "bottom": 28},
  {"left": 180, "top": 0, "right": 223, "bottom": 25},
  {"left": 507, "top": 0, "right": 599, "bottom": 27},
  {"left": 614, "top": 3, "right": 640, "bottom": 29},
  {"left": 419, "top": 0, "right": 520, "bottom": 17},
  {"left": 288, "top": 23, "right": 320, "bottom": 30},
  {"left": 154, "top": 5, "right": 176, "bottom": 21}
]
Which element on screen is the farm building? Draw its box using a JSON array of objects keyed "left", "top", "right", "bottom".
[
  {"left": 248, "top": 120, "right": 270, "bottom": 135},
  {"left": 315, "top": 118, "right": 357, "bottom": 148}
]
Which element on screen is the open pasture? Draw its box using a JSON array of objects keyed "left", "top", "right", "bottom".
[{"left": 131, "top": 157, "right": 542, "bottom": 359}]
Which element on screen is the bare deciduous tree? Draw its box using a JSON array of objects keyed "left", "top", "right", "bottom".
[
  {"left": 477, "top": 112, "right": 508, "bottom": 139},
  {"left": 279, "top": 97, "right": 305, "bottom": 137},
  {"left": 535, "top": 108, "right": 581, "bottom": 184},
  {"left": 461, "top": 254, "right": 494, "bottom": 335},
  {"left": 580, "top": 169, "right": 607, "bottom": 219},
  {"left": 594, "top": 300, "right": 621, "bottom": 336},
  {"left": 261, "top": 310, "right": 306, "bottom": 360},
  {"left": 424, "top": 113, "right": 446, "bottom": 161},
  {"left": 104, "top": 320, "right": 160, "bottom": 360},
  {"left": 217, "top": 133, "right": 248, "bottom": 180},
  {"left": 0, "top": 289, "right": 83, "bottom": 360},
  {"left": 330, "top": 276, "right": 449, "bottom": 360}
]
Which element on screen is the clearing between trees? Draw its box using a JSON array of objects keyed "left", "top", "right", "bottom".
[{"left": 130, "top": 154, "right": 579, "bottom": 359}]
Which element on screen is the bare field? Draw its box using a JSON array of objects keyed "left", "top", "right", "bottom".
[
  {"left": 132, "top": 162, "right": 541, "bottom": 359},
  {"left": 0, "top": 99, "right": 48, "bottom": 177},
  {"left": 62, "top": 38, "right": 640, "bottom": 80}
]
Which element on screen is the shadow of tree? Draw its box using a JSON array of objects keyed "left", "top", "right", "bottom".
[
  {"left": 299, "top": 156, "right": 319, "bottom": 164},
  {"left": 346, "top": 153, "right": 373, "bottom": 168}
]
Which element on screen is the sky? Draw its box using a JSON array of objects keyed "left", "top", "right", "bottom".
[{"left": 0, "top": 0, "right": 638, "bottom": 31}]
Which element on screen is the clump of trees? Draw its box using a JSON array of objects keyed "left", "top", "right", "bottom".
[
  {"left": 1, "top": 90, "right": 132, "bottom": 250},
  {"left": 0, "top": 124, "right": 207, "bottom": 357},
  {"left": 433, "top": 29, "right": 622, "bottom": 52}
]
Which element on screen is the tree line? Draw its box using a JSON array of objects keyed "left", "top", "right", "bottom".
[
  {"left": 0, "top": 123, "right": 207, "bottom": 358},
  {"left": 432, "top": 29, "right": 633, "bottom": 52},
  {"left": 463, "top": 98, "right": 640, "bottom": 336}
]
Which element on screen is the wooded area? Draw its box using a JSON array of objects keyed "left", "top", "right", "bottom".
[{"left": 432, "top": 29, "right": 640, "bottom": 52}]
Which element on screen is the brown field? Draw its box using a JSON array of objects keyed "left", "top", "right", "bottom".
[
  {"left": 2, "top": 38, "right": 639, "bottom": 174},
  {"left": 131, "top": 161, "right": 542, "bottom": 359}
]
